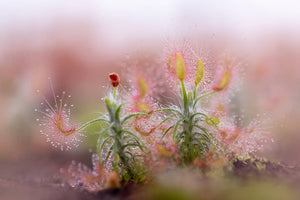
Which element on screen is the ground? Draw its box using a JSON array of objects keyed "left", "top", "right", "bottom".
[{"left": 0, "top": 152, "right": 299, "bottom": 200}]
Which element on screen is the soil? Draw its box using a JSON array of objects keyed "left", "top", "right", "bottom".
[{"left": 0, "top": 153, "right": 299, "bottom": 200}]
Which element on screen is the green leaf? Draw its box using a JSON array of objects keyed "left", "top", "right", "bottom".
[
  {"left": 124, "top": 151, "right": 134, "bottom": 159},
  {"left": 173, "top": 119, "right": 184, "bottom": 140},
  {"left": 193, "top": 91, "right": 215, "bottom": 109},
  {"left": 122, "top": 129, "right": 141, "bottom": 140},
  {"left": 121, "top": 113, "right": 149, "bottom": 125},
  {"left": 161, "top": 124, "right": 175, "bottom": 139},
  {"left": 114, "top": 103, "right": 124, "bottom": 121},
  {"left": 122, "top": 143, "right": 142, "bottom": 151},
  {"left": 193, "top": 125, "right": 208, "bottom": 133},
  {"left": 78, "top": 117, "right": 109, "bottom": 131},
  {"left": 104, "top": 145, "right": 114, "bottom": 164},
  {"left": 97, "top": 136, "right": 113, "bottom": 157},
  {"left": 156, "top": 108, "right": 183, "bottom": 117},
  {"left": 190, "top": 112, "right": 208, "bottom": 120},
  {"left": 158, "top": 114, "right": 176, "bottom": 126}
]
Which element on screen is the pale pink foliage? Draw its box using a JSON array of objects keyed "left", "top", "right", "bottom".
[{"left": 62, "top": 154, "right": 108, "bottom": 191}]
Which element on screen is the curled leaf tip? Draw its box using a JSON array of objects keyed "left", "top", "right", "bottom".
[{"left": 213, "top": 71, "right": 230, "bottom": 91}]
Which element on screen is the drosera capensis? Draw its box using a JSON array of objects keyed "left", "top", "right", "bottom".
[
  {"left": 35, "top": 77, "right": 85, "bottom": 151},
  {"left": 36, "top": 73, "right": 150, "bottom": 183},
  {"left": 157, "top": 52, "right": 233, "bottom": 164},
  {"left": 35, "top": 46, "right": 272, "bottom": 191},
  {"left": 95, "top": 72, "right": 149, "bottom": 182}
]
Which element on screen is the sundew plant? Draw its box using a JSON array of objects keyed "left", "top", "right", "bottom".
[
  {"left": 158, "top": 52, "right": 230, "bottom": 164},
  {"left": 36, "top": 46, "right": 269, "bottom": 190}
]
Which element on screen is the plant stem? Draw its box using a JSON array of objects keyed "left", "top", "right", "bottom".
[
  {"left": 181, "top": 80, "right": 188, "bottom": 113},
  {"left": 193, "top": 84, "right": 198, "bottom": 99},
  {"left": 193, "top": 91, "right": 215, "bottom": 109},
  {"left": 77, "top": 117, "right": 108, "bottom": 131},
  {"left": 113, "top": 87, "right": 117, "bottom": 99}
]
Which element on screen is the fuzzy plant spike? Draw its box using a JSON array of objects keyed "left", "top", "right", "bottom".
[
  {"left": 158, "top": 53, "right": 230, "bottom": 164},
  {"left": 95, "top": 72, "right": 149, "bottom": 182}
]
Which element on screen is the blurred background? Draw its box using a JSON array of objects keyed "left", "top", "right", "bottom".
[{"left": 0, "top": 0, "right": 300, "bottom": 176}]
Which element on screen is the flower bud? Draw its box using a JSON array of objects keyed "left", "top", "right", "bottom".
[
  {"left": 195, "top": 59, "right": 204, "bottom": 86},
  {"left": 175, "top": 53, "right": 186, "bottom": 81},
  {"left": 213, "top": 71, "right": 230, "bottom": 91},
  {"left": 109, "top": 72, "right": 120, "bottom": 87}
]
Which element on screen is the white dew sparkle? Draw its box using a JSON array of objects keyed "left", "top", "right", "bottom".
[{"left": 36, "top": 84, "right": 84, "bottom": 151}]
